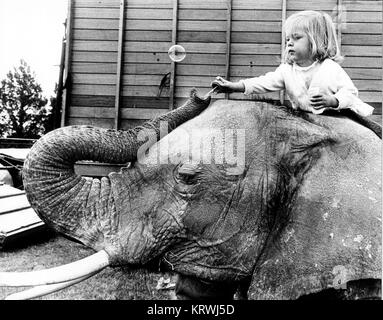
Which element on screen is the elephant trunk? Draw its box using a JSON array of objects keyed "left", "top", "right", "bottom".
[{"left": 23, "top": 90, "right": 210, "bottom": 246}]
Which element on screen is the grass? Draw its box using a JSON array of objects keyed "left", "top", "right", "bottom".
[{"left": 0, "top": 232, "right": 175, "bottom": 300}]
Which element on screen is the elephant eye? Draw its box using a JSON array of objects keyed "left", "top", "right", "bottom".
[{"left": 175, "top": 163, "right": 199, "bottom": 185}]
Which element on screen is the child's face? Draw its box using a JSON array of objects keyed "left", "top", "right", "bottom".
[{"left": 285, "top": 30, "right": 313, "bottom": 67}]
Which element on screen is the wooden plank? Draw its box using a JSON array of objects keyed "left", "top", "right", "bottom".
[
  {"left": 72, "top": 74, "right": 116, "bottom": 85},
  {"left": 125, "top": 30, "right": 172, "bottom": 42},
  {"left": 73, "top": 29, "right": 119, "bottom": 41},
  {"left": 231, "top": 32, "right": 281, "bottom": 44},
  {"left": 230, "top": 65, "right": 282, "bottom": 77},
  {"left": 71, "top": 94, "right": 116, "bottom": 107},
  {"left": 72, "top": 84, "right": 116, "bottom": 95},
  {"left": 344, "top": 11, "right": 382, "bottom": 23},
  {"left": 232, "top": 9, "right": 283, "bottom": 21},
  {"left": 130, "top": 63, "right": 224, "bottom": 76},
  {"left": 144, "top": 52, "right": 227, "bottom": 65},
  {"left": 169, "top": 0, "right": 179, "bottom": 110},
  {"left": 179, "top": 9, "right": 227, "bottom": 20},
  {"left": 128, "top": 52, "right": 280, "bottom": 66},
  {"left": 67, "top": 42, "right": 271, "bottom": 57},
  {"left": 170, "top": 75, "right": 225, "bottom": 87},
  {"left": 72, "top": 51, "right": 118, "bottom": 63},
  {"left": 124, "top": 42, "right": 227, "bottom": 54},
  {"left": 126, "top": 19, "right": 172, "bottom": 31},
  {"left": 72, "top": 62, "right": 117, "bottom": 74},
  {"left": 231, "top": 21, "right": 282, "bottom": 32},
  {"left": 68, "top": 117, "right": 115, "bottom": 128},
  {"left": 74, "top": 0, "right": 351, "bottom": 11},
  {"left": 126, "top": 0, "right": 173, "bottom": 8},
  {"left": 129, "top": 8, "right": 226, "bottom": 21},
  {"left": 229, "top": 65, "right": 383, "bottom": 80},
  {"left": 74, "top": 18, "right": 286, "bottom": 32},
  {"left": 74, "top": 7, "right": 120, "bottom": 19},
  {"left": 342, "top": 56, "right": 382, "bottom": 68},
  {"left": 179, "top": 20, "right": 228, "bottom": 32},
  {"left": 125, "top": 63, "right": 171, "bottom": 75},
  {"left": 178, "top": 31, "right": 226, "bottom": 43},
  {"left": 73, "top": 74, "right": 252, "bottom": 88},
  {"left": 285, "top": 10, "right": 382, "bottom": 22},
  {"left": 231, "top": 54, "right": 281, "bottom": 66},
  {"left": 114, "top": 0, "right": 126, "bottom": 130},
  {"left": 337, "top": 0, "right": 342, "bottom": 52},
  {"left": 74, "top": 18, "right": 120, "bottom": 30},
  {"left": 353, "top": 80, "right": 382, "bottom": 91},
  {"left": 231, "top": 43, "right": 281, "bottom": 55},
  {"left": 61, "top": 0, "right": 74, "bottom": 127},
  {"left": 342, "top": 34, "right": 383, "bottom": 46},
  {"left": 343, "top": 1, "right": 383, "bottom": 12},
  {"left": 123, "top": 85, "right": 209, "bottom": 97},
  {"left": 342, "top": 23, "right": 382, "bottom": 34},
  {"left": 73, "top": 51, "right": 227, "bottom": 65},
  {"left": 73, "top": 40, "right": 119, "bottom": 52},
  {"left": 71, "top": 29, "right": 268, "bottom": 43},
  {"left": 69, "top": 106, "right": 169, "bottom": 119},
  {"left": 122, "top": 108, "right": 168, "bottom": 119},
  {"left": 71, "top": 83, "right": 382, "bottom": 103},
  {"left": 280, "top": 0, "right": 287, "bottom": 104},
  {"left": 342, "top": 45, "right": 382, "bottom": 57},
  {"left": 182, "top": 0, "right": 284, "bottom": 10},
  {"left": 121, "top": 97, "right": 170, "bottom": 109},
  {"left": 287, "top": 0, "right": 381, "bottom": 11},
  {"left": 225, "top": 0, "right": 233, "bottom": 99},
  {"left": 72, "top": 51, "right": 295, "bottom": 67},
  {"left": 343, "top": 68, "right": 382, "bottom": 80},
  {"left": 347, "top": 91, "right": 382, "bottom": 103},
  {"left": 74, "top": 0, "right": 120, "bottom": 8},
  {"left": 71, "top": 95, "right": 173, "bottom": 109}
]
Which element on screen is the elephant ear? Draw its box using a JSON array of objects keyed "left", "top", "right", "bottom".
[{"left": 248, "top": 131, "right": 381, "bottom": 300}]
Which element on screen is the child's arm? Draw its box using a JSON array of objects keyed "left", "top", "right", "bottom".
[
  {"left": 311, "top": 62, "right": 374, "bottom": 117},
  {"left": 211, "top": 76, "right": 245, "bottom": 93},
  {"left": 211, "top": 65, "right": 285, "bottom": 94}
]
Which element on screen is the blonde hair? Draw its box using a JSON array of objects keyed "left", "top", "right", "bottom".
[{"left": 283, "top": 10, "right": 343, "bottom": 64}]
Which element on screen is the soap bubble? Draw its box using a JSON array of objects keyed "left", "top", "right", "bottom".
[{"left": 168, "top": 44, "right": 186, "bottom": 62}]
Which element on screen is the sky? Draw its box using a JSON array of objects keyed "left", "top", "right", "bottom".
[{"left": 0, "top": 0, "right": 68, "bottom": 98}]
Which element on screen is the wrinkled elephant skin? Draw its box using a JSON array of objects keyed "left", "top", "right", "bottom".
[{"left": 20, "top": 95, "right": 381, "bottom": 299}]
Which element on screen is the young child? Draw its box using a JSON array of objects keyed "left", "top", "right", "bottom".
[{"left": 211, "top": 10, "right": 374, "bottom": 117}]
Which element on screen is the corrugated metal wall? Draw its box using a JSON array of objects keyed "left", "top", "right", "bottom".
[{"left": 63, "top": 0, "right": 382, "bottom": 129}]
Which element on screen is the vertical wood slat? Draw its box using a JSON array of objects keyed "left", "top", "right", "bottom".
[
  {"left": 169, "top": 0, "right": 178, "bottom": 110},
  {"left": 225, "top": 0, "right": 232, "bottom": 100},
  {"left": 279, "top": 0, "right": 287, "bottom": 104},
  {"left": 337, "top": 0, "right": 342, "bottom": 52},
  {"left": 114, "top": 0, "right": 126, "bottom": 129},
  {"left": 61, "top": 0, "right": 74, "bottom": 127}
]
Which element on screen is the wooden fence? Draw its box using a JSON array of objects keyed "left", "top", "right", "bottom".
[{"left": 62, "top": 0, "right": 382, "bottom": 129}]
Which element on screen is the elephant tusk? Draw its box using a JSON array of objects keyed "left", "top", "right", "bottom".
[
  {"left": 4, "top": 271, "right": 99, "bottom": 300},
  {"left": 4, "top": 270, "right": 101, "bottom": 300},
  {"left": 0, "top": 250, "right": 109, "bottom": 287}
]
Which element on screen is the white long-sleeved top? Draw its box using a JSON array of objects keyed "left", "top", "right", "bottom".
[{"left": 239, "top": 59, "right": 374, "bottom": 116}]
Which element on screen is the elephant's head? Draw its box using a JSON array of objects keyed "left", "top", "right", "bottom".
[{"left": 0, "top": 91, "right": 381, "bottom": 300}]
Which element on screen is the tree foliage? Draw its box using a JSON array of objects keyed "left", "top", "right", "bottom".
[{"left": 0, "top": 60, "right": 52, "bottom": 138}]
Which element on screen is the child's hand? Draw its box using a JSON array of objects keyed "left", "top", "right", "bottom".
[
  {"left": 310, "top": 94, "right": 339, "bottom": 110},
  {"left": 211, "top": 76, "right": 244, "bottom": 93}
]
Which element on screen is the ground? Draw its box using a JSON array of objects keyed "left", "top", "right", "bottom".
[{"left": 0, "top": 232, "right": 175, "bottom": 300}]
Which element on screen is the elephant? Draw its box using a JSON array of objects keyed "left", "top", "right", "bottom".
[{"left": 0, "top": 89, "right": 381, "bottom": 300}]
